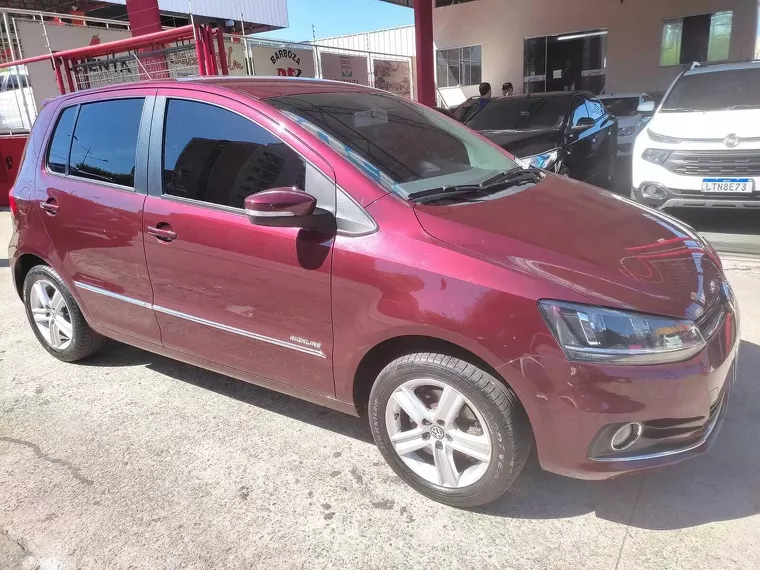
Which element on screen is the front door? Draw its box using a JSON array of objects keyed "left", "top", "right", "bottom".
[
  {"left": 142, "top": 90, "right": 336, "bottom": 396},
  {"left": 35, "top": 92, "right": 161, "bottom": 344}
]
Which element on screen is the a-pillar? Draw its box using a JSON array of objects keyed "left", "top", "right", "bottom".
[
  {"left": 126, "top": 0, "right": 162, "bottom": 36},
  {"left": 413, "top": 0, "right": 435, "bottom": 107}
]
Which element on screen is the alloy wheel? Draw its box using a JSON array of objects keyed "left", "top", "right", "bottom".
[
  {"left": 385, "top": 378, "right": 492, "bottom": 488},
  {"left": 29, "top": 279, "right": 73, "bottom": 350}
]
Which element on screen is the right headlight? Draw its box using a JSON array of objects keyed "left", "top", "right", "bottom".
[
  {"left": 539, "top": 301, "right": 705, "bottom": 365},
  {"left": 641, "top": 148, "right": 671, "bottom": 165}
]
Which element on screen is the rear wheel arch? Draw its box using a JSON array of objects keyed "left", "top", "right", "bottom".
[
  {"left": 352, "top": 335, "right": 530, "bottom": 425},
  {"left": 13, "top": 253, "right": 48, "bottom": 299}
]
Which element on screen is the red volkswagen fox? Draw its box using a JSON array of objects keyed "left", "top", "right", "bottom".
[{"left": 8, "top": 78, "right": 739, "bottom": 507}]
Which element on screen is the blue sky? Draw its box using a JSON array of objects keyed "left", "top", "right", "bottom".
[{"left": 255, "top": 0, "right": 413, "bottom": 42}]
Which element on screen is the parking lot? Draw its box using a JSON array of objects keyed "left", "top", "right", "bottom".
[{"left": 2, "top": 208, "right": 760, "bottom": 570}]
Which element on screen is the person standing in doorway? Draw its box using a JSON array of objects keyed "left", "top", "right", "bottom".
[
  {"left": 562, "top": 60, "right": 576, "bottom": 91},
  {"left": 502, "top": 82, "right": 514, "bottom": 96}
]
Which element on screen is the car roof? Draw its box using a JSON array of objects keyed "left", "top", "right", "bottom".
[
  {"left": 684, "top": 60, "right": 760, "bottom": 76},
  {"left": 52, "top": 76, "right": 380, "bottom": 102}
]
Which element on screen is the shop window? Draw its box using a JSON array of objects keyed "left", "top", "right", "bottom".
[
  {"left": 436, "top": 45, "right": 482, "bottom": 88},
  {"left": 661, "top": 11, "right": 733, "bottom": 66},
  {"left": 435, "top": 0, "right": 479, "bottom": 6}
]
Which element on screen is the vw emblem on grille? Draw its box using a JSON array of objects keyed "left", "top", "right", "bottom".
[
  {"left": 430, "top": 426, "right": 445, "bottom": 440},
  {"left": 723, "top": 133, "right": 740, "bottom": 148}
]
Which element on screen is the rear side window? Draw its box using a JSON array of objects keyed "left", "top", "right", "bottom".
[
  {"left": 162, "top": 99, "right": 308, "bottom": 209},
  {"left": 47, "top": 106, "right": 78, "bottom": 174},
  {"left": 68, "top": 98, "right": 144, "bottom": 187}
]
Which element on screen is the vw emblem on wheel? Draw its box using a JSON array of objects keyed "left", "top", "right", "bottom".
[
  {"left": 430, "top": 425, "right": 445, "bottom": 439},
  {"left": 723, "top": 133, "right": 740, "bottom": 148}
]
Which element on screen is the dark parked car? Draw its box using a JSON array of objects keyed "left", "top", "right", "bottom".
[
  {"left": 9, "top": 78, "right": 738, "bottom": 508},
  {"left": 456, "top": 92, "right": 618, "bottom": 187}
]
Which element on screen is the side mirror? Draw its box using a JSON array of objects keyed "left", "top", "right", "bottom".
[
  {"left": 570, "top": 117, "right": 595, "bottom": 132},
  {"left": 637, "top": 101, "right": 656, "bottom": 114},
  {"left": 244, "top": 188, "right": 317, "bottom": 228}
]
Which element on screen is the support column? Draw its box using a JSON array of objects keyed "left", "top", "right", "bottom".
[
  {"left": 413, "top": 0, "right": 435, "bottom": 107},
  {"left": 126, "top": 0, "right": 162, "bottom": 36}
]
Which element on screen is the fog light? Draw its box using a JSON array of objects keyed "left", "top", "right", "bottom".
[
  {"left": 610, "top": 422, "right": 643, "bottom": 451},
  {"left": 641, "top": 184, "right": 667, "bottom": 200}
]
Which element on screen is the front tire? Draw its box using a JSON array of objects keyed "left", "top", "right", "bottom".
[
  {"left": 23, "top": 265, "right": 105, "bottom": 362},
  {"left": 369, "top": 353, "right": 532, "bottom": 508}
]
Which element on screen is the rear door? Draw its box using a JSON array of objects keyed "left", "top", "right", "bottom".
[
  {"left": 35, "top": 90, "right": 160, "bottom": 344},
  {"left": 566, "top": 98, "right": 595, "bottom": 181},
  {"left": 585, "top": 96, "right": 615, "bottom": 183},
  {"left": 142, "top": 88, "right": 336, "bottom": 396}
]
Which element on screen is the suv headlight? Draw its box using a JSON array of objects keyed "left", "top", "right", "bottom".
[
  {"left": 539, "top": 301, "right": 705, "bottom": 365},
  {"left": 641, "top": 148, "right": 671, "bottom": 165},
  {"left": 522, "top": 149, "right": 560, "bottom": 170}
]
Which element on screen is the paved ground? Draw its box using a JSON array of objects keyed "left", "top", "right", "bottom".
[{"left": 1, "top": 210, "right": 759, "bottom": 570}]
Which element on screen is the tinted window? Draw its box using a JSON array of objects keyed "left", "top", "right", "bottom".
[
  {"left": 163, "top": 99, "right": 307, "bottom": 209},
  {"left": 586, "top": 98, "right": 606, "bottom": 120},
  {"left": 69, "top": 98, "right": 143, "bottom": 187},
  {"left": 571, "top": 101, "right": 591, "bottom": 126},
  {"left": 47, "top": 106, "right": 78, "bottom": 175},
  {"left": 465, "top": 97, "right": 570, "bottom": 131},
  {"left": 267, "top": 91, "right": 518, "bottom": 196},
  {"left": 602, "top": 97, "right": 640, "bottom": 117},
  {"left": 662, "top": 68, "right": 760, "bottom": 112}
]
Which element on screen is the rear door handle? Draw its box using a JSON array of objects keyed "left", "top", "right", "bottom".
[
  {"left": 146, "top": 225, "right": 177, "bottom": 242},
  {"left": 40, "top": 200, "right": 59, "bottom": 215}
]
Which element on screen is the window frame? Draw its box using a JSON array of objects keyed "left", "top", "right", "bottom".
[
  {"left": 43, "top": 93, "right": 154, "bottom": 194},
  {"left": 436, "top": 44, "right": 482, "bottom": 88},
  {"left": 660, "top": 10, "right": 733, "bottom": 68}
]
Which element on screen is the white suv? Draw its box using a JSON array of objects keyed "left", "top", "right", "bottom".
[{"left": 632, "top": 61, "right": 760, "bottom": 210}]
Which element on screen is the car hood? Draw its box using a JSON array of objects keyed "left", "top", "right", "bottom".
[
  {"left": 478, "top": 128, "right": 560, "bottom": 158},
  {"left": 413, "top": 175, "right": 724, "bottom": 320},
  {"left": 648, "top": 109, "right": 759, "bottom": 139}
]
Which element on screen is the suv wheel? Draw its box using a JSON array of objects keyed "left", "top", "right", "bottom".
[
  {"left": 23, "top": 265, "right": 105, "bottom": 362},
  {"left": 369, "top": 353, "right": 531, "bottom": 508}
]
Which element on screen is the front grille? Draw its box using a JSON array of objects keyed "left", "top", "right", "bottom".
[{"left": 666, "top": 150, "right": 760, "bottom": 177}]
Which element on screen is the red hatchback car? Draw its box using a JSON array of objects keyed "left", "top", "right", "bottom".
[{"left": 8, "top": 78, "right": 739, "bottom": 507}]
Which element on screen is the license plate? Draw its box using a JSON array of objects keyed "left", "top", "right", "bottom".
[{"left": 701, "top": 178, "right": 754, "bottom": 193}]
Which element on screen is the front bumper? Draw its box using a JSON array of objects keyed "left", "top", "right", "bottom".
[
  {"left": 518, "top": 309, "right": 739, "bottom": 480},
  {"left": 631, "top": 184, "right": 760, "bottom": 210}
]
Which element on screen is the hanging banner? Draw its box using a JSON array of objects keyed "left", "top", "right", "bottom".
[
  {"left": 250, "top": 46, "right": 316, "bottom": 78},
  {"left": 224, "top": 39, "right": 248, "bottom": 76},
  {"left": 16, "top": 21, "right": 131, "bottom": 108},
  {"left": 373, "top": 59, "right": 411, "bottom": 98},
  {"left": 320, "top": 53, "right": 369, "bottom": 85}
]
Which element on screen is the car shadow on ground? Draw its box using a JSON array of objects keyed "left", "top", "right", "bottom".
[{"left": 82, "top": 339, "right": 759, "bottom": 530}]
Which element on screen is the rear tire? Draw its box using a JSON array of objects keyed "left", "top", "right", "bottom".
[
  {"left": 23, "top": 265, "right": 105, "bottom": 362},
  {"left": 369, "top": 353, "right": 532, "bottom": 508}
]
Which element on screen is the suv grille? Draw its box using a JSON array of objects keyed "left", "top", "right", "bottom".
[{"left": 666, "top": 150, "right": 760, "bottom": 177}]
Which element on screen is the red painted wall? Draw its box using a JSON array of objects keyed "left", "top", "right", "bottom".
[
  {"left": 126, "top": 0, "right": 162, "bottom": 36},
  {"left": 0, "top": 135, "right": 27, "bottom": 207}
]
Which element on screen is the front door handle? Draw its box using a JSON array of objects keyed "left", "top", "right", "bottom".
[
  {"left": 40, "top": 200, "right": 59, "bottom": 215},
  {"left": 146, "top": 224, "right": 177, "bottom": 242}
]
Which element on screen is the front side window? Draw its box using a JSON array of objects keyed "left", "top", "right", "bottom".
[
  {"left": 436, "top": 45, "right": 482, "bottom": 88},
  {"left": 661, "top": 11, "right": 733, "bottom": 66},
  {"left": 571, "top": 101, "right": 591, "bottom": 126},
  {"left": 466, "top": 97, "right": 571, "bottom": 131},
  {"left": 162, "top": 99, "right": 310, "bottom": 209},
  {"left": 69, "top": 98, "right": 144, "bottom": 187},
  {"left": 267, "top": 91, "right": 518, "bottom": 198},
  {"left": 586, "top": 98, "right": 606, "bottom": 120},
  {"left": 661, "top": 67, "right": 760, "bottom": 112},
  {"left": 47, "top": 106, "right": 78, "bottom": 175}
]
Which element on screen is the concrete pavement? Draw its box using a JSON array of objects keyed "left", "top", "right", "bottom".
[{"left": 1, "top": 210, "right": 759, "bottom": 569}]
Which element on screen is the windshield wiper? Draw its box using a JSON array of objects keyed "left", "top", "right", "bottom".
[{"left": 407, "top": 168, "right": 543, "bottom": 203}]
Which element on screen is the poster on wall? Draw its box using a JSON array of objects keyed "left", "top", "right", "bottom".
[
  {"left": 320, "top": 53, "right": 369, "bottom": 85},
  {"left": 372, "top": 59, "right": 411, "bottom": 98},
  {"left": 224, "top": 39, "right": 249, "bottom": 76},
  {"left": 250, "top": 45, "right": 316, "bottom": 78},
  {"left": 16, "top": 20, "right": 131, "bottom": 108}
]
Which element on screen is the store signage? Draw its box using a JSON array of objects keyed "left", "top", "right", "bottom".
[
  {"left": 320, "top": 53, "right": 369, "bottom": 85},
  {"left": 250, "top": 46, "right": 316, "bottom": 77}
]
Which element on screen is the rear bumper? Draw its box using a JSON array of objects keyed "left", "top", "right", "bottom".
[{"left": 515, "top": 311, "right": 739, "bottom": 480}]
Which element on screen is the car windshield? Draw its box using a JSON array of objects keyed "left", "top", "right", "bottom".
[
  {"left": 464, "top": 97, "right": 570, "bottom": 131},
  {"left": 267, "top": 91, "right": 519, "bottom": 198},
  {"left": 601, "top": 97, "right": 640, "bottom": 117},
  {"left": 662, "top": 68, "right": 760, "bottom": 112}
]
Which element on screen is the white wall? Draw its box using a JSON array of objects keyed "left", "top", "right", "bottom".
[
  {"left": 433, "top": 0, "right": 758, "bottom": 95},
  {"left": 312, "top": 26, "right": 416, "bottom": 57}
]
